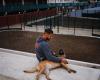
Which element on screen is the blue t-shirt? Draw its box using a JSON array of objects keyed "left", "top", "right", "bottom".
[{"left": 35, "top": 37, "right": 61, "bottom": 63}]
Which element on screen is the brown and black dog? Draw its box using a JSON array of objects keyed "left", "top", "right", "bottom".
[{"left": 24, "top": 49, "right": 76, "bottom": 80}]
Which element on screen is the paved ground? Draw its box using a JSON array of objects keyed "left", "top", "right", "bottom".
[
  {"left": 0, "top": 49, "right": 100, "bottom": 80},
  {"left": 0, "top": 74, "right": 17, "bottom": 80}
]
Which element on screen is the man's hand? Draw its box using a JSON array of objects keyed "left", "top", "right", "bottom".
[{"left": 61, "top": 58, "right": 68, "bottom": 64}]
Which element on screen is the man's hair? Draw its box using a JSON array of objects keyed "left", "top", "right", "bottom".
[{"left": 45, "top": 28, "right": 53, "bottom": 34}]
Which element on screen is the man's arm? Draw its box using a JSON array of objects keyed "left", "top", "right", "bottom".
[{"left": 41, "top": 42, "right": 62, "bottom": 63}]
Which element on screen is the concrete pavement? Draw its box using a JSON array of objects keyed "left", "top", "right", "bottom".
[{"left": 0, "top": 48, "right": 100, "bottom": 80}]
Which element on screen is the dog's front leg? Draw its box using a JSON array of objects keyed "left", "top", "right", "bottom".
[{"left": 61, "top": 63, "right": 76, "bottom": 73}]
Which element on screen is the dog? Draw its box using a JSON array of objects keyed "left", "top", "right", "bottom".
[{"left": 24, "top": 49, "right": 76, "bottom": 80}]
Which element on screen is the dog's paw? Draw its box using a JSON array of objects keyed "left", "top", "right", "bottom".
[
  {"left": 48, "top": 79, "right": 52, "bottom": 80},
  {"left": 68, "top": 70, "right": 72, "bottom": 73},
  {"left": 68, "top": 69, "right": 77, "bottom": 73},
  {"left": 71, "top": 69, "right": 77, "bottom": 73},
  {"left": 69, "top": 69, "right": 77, "bottom": 73}
]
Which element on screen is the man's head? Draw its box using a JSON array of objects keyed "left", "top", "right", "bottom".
[{"left": 42, "top": 28, "right": 53, "bottom": 41}]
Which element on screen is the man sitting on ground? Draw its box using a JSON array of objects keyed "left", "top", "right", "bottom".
[{"left": 35, "top": 28, "right": 68, "bottom": 64}]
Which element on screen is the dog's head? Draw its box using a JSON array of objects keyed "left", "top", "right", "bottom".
[{"left": 58, "top": 49, "right": 65, "bottom": 57}]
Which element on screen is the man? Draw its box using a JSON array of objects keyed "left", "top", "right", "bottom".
[
  {"left": 24, "top": 28, "right": 76, "bottom": 80},
  {"left": 35, "top": 28, "right": 68, "bottom": 64}
]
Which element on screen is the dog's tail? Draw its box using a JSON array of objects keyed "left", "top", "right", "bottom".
[{"left": 23, "top": 67, "right": 37, "bottom": 73}]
